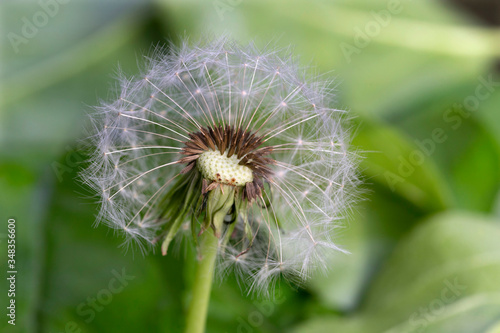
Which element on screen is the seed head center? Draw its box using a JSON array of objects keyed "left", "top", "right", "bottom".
[{"left": 197, "top": 149, "right": 253, "bottom": 186}]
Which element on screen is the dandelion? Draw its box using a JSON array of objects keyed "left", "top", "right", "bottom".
[{"left": 81, "top": 37, "right": 359, "bottom": 333}]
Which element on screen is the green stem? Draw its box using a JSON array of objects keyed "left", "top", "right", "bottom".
[{"left": 184, "top": 230, "right": 218, "bottom": 333}]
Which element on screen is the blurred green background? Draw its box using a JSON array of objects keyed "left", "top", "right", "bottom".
[{"left": 1, "top": 0, "right": 499, "bottom": 332}]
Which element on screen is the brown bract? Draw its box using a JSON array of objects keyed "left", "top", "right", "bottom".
[{"left": 178, "top": 125, "right": 275, "bottom": 201}]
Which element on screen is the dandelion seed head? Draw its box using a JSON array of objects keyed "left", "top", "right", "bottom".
[{"left": 80, "top": 37, "right": 360, "bottom": 293}]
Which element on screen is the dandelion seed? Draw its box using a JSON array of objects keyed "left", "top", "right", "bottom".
[{"left": 80, "top": 37, "right": 360, "bottom": 293}]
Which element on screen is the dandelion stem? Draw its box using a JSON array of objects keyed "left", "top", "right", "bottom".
[{"left": 184, "top": 230, "right": 218, "bottom": 333}]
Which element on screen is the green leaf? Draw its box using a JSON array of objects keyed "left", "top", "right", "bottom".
[
  {"left": 0, "top": 1, "right": 150, "bottom": 109},
  {"left": 352, "top": 119, "right": 453, "bottom": 211},
  {"left": 157, "top": 0, "right": 498, "bottom": 120},
  {"left": 36, "top": 152, "right": 185, "bottom": 333},
  {"left": 307, "top": 183, "right": 425, "bottom": 311},
  {"left": 294, "top": 212, "right": 500, "bottom": 333},
  {"left": 477, "top": 89, "right": 500, "bottom": 148},
  {"left": 386, "top": 79, "right": 500, "bottom": 212}
]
